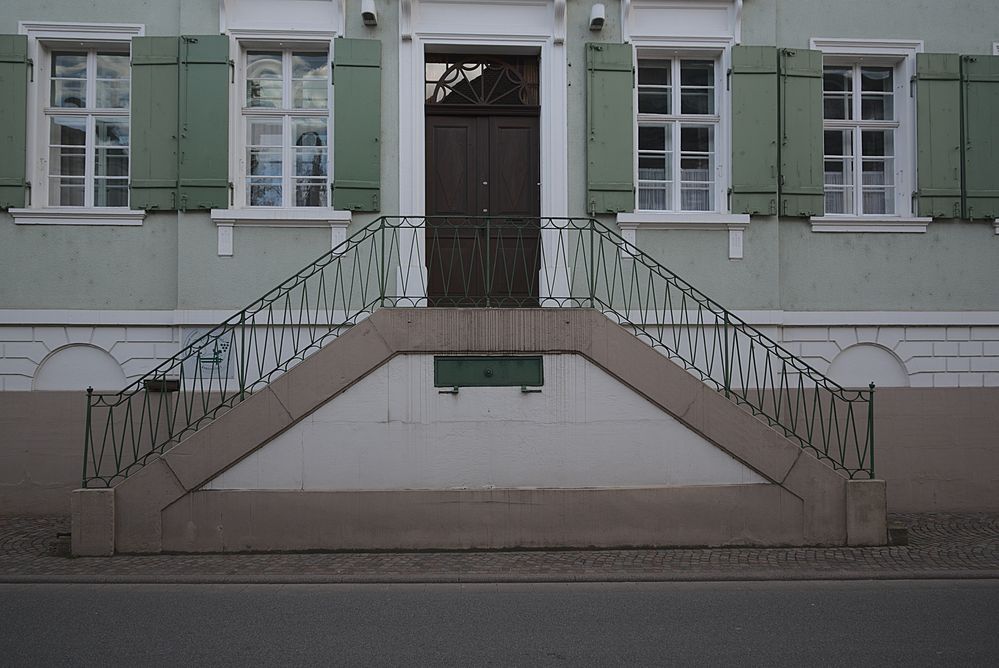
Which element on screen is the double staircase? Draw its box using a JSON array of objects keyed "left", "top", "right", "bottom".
[{"left": 72, "top": 217, "right": 886, "bottom": 555}]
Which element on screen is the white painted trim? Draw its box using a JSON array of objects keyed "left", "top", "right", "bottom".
[
  {"left": 993, "top": 43, "right": 999, "bottom": 56},
  {"left": 809, "top": 37, "right": 925, "bottom": 55},
  {"left": 617, "top": 212, "right": 749, "bottom": 229},
  {"left": 810, "top": 37, "right": 921, "bottom": 222},
  {"left": 9, "top": 207, "right": 145, "bottom": 226},
  {"left": 622, "top": 1, "right": 740, "bottom": 45},
  {"left": 994, "top": 219, "right": 999, "bottom": 235},
  {"left": 210, "top": 208, "right": 351, "bottom": 255},
  {"left": 809, "top": 216, "right": 931, "bottom": 233},
  {"left": 618, "top": 213, "right": 748, "bottom": 259},
  {"left": 4, "top": 309, "right": 999, "bottom": 327},
  {"left": 19, "top": 22, "right": 144, "bottom": 213},
  {"left": 18, "top": 21, "right": 145, "bottom": 38},
  {"left": 210, "top": 208, "right": 351, "bottom": 226}
]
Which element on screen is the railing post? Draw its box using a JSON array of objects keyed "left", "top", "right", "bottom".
[
  {"left": 485, "top": 217, "right": 491, "bottom": 308},
  {"left": 588, "top": 220, "right": 596, "bottom": 308},
  {"left": 722, "top": 311, "right": 731, "bottom": 399},
  {"left": 379, "top": 221, "right": 387, "bottom": 306},
  {"left": 867, "top": 381, "right": 876, "bottom": 479},
  {"left": 238, "top": 312, "right": 247, "bottom": 401},
  {"left": 82, "top": 386, "right": 93, "bottom": 488}
]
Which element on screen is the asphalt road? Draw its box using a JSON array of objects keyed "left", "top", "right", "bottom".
[{"left": 2, "top": 580, "right": 997, "bottom": 666}]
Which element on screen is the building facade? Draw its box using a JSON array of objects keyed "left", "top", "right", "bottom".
[{"left": 1, "top": 1, "right": 998, "bottom": 534}]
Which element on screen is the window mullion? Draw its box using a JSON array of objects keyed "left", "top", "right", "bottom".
[
  {"left": 852, "top": 67, "right": 862, "bottom": 216},
  {"left": 672, "top": 59, "right": 681, "bottom": 211}
]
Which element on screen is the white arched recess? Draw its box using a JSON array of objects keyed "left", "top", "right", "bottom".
[{"left": 397, "top": 0, "right": 570, "bottom": 302}]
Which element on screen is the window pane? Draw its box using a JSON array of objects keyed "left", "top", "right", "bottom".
[
  {"left": 293, "top": 53, "right": 327, "bottom": 79},
  {"left": 249, "top": 149, "right": 282, "bottom": 176},
  {"left": 680, "top": 125, "right": 712, "bottom": 154},
  {"left": 824, "top": 129, "right": 853, "bottom": 158},
  {"left": 861, "top": 130, "right": 894, "bottom": 158},
  {"left": 96, "top": 118, "right": 129, "bottom": 147},
  {"left": 293, "top": 118, "right": 327, "bottom": 147},
  {"left": 639, "top": 185, "right": 670, "bottom": 211},
  {"left": 48, "top": 178, "right": 85, "bottom": 206},
  {"left": 50, "top": 116, "right": 87, "bottom": 146},
  {"left": 680, "top": 125, "right": 714, "bottom": 211},
  {"left": 862, "top": 159, "right": 894, "bottom": 186},
  {"left": 94, "top": 179, "right": 129, "bottom": 207},
  {"left": 680, "top": 61, "right": 714, "bottom": 115},
  {"left": 48, "top": 147, "right": 85, "bottom": 176},
  {"left": 638, "top": 155, "right": 669, "bottom": 182},
  {"left": 862, "top": 188, "right": 895, "bottom": 215},
  {"left": 246, "top": 119, "right": 283, "bottom": 146},
  {"left": 638, "top": 125, "right": 669, "bottom": 151},
  {"left": 823, "top": 67, "right": 852, "bottom": 120},
  {"left": 638, "top": 90, "right": 670, "bottom": 115},
  {"left": 95, "top": 148, "right": 128, "bottom": 176},
  {"left": 97, "top": 53, "right": 129, "bottom": 79},
  {"left": 246, "top": 52, "right": 283, "bottom": 107},
  {"left": 825, "top": 190, "right": 850, "bottom": 215},
  {"left": 51, "top": 52, "right": 88, "bottom": 107},
  {"left": 294, "top": 149, "right": 327, "bottom": 177},
  {"left": 248, "top": 179, "right": 282, "bottom": 206},
  {"left": 823, "top": 67, "right": 852, "bottom": 92},
  {"left": 824, "top": 158, "right": 854, "bottom": 187},
  {"left": 96, "top": 80, "right": 130, "bottom": 109},
  {"left": 295, "top": 181, "right": 328, "bottom": 207},
  {"left": 638, "top": 60, "right": 670, "bottom": 86},
  {"left": 861, "top": 67, "right": 893, "bottom": 92}
]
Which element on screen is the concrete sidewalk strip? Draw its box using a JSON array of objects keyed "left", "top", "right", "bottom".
[{"left": 1, "top": 514, "right": 997, "bottom": 584}]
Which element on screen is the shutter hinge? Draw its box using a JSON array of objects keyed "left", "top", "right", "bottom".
[
  {"left": 25, "top": 181, "right": 32, "bottom": 207},
  {"left": 909, "top": 75, "right": 916, "bottom": 98},
  {"left": 27, "top": 58, "right": 34, "bottom": 83},
  {"left": 726, "top": 67, "right": 732, "bottom": 91},
  {"left": 228, "top": 182, "right": 234, "bottom": 206},
  {"left": 229, "top": 59, "right": 235, "bottom": 84}
]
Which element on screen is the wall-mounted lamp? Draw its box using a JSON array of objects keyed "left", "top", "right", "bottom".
[
  {"left": 589, "top": 3, "right": 606, "bottom": 31},
  {"left": 361, "top": 0, "right": 378, "bottom": 26}
]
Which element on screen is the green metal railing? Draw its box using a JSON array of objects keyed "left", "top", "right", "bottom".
[{"left": 83, "top": 216, "right": 875, "bottom": 487}]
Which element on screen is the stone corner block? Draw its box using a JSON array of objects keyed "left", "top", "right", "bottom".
[
  {"left": 71, "top": 488, "right": 115, "bottom": 556},
  {"left": 846, "top": 478, "right": 888, "bottom": 547}
]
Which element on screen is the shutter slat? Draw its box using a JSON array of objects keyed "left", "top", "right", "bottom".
[
  {"left": 731, "top": 46, "right": 778, "bottom": 215},
  {"left": 586, "top": 42, "right": 634, "bottom": 214},
  {"left": 961, "top": 54, "right": 999, "bottom": 219},
  {"left": 333, "top": 38, "right": 381, "bottom": 212},
  {"left": 916, "top": 53, "right": 962, "bottom": 218},
  {"left": 178, "top": 35, "right": 230, "bottom": 210},
  {"left": 130, "top": 37, "right": 180, "bottom": 210},
  {"left": 0, "top": 35, "right": 28, "bottom": 209},
  {"left": 779, "top": 48, "right": 824, "bottom": 217}
]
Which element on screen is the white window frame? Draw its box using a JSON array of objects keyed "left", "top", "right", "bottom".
[
  {"left": 634, "top": 52, "right": 724, "bottom": 214},
  {"left": 212, "top": 30, "right": 351, "bottom": 256},
  {"left": 809, "top": 37, "right": 931, "bottom": 233},
  {"left": 12, "top": 22, "right": 145, "bottom": 226}
]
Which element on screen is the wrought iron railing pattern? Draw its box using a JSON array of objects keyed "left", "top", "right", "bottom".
[{"left": 83, "top": 216, "right": 875, "bottom": 487}]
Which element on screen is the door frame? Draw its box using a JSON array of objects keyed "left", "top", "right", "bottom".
[{"left": 399, "top": 34, "right": 568, "bottom": 302}]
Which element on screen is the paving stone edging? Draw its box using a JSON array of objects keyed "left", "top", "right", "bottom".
[{"left": 2, "top": 513, "right": 997, "bottom": 584}]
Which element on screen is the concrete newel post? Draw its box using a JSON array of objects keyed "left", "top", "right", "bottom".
[
  {"left": 71, "top": 488, "right": 115, "bottom": 556},
  {"left": 845, "top": 478, "right": 888, "bottom": 546}
]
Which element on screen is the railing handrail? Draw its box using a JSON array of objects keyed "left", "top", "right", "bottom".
[{"left": 83, "top": 215, "right": 874, "bottom": 487}]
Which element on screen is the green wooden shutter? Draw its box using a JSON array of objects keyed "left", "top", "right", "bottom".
[
  {"left": 916, "top": 54, "right": 962, "bottom": 218},
  {"left": 0, "top": 35, "right": 28, "bottom": 209},
  {"left": 961, "top": 54, "right": 999, "bottom": 220},
  {"left": 586, "top": 42, "right": 634, "bottom": 214},
  {"left": 731, "top": 46, "right": 778, "bottom": 215},
  {"left": 130, "top": 37, "right": 180, "bottom": 210},
  {"left": 778, "top": 48, "right": 824, "bottom": 217},
  {"left": 178, "top": 35, "right": 229, "bottom": 210},
  {"left": 333, "top": 38, "right": 381, "bottom": 212}
]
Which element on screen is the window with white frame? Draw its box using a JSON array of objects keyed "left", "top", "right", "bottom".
[
  {"left": 241, "top": 48, "right": 330, "bottom": 207},
  {"left": 636, "top": 57, "right": 720, "bottom": 212},
  {"left": 45, "top": 48, "right": 130, "bottom": 207},
  {"left": 822, "top": 63, "right": 899, "bottom": 216}
]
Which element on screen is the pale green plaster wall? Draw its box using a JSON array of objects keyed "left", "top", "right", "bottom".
[
  {"left": 756, "top": 0, "right": 999, "bottom": 54},
  {"left": 0, "top": 211, "right": 178, "bottom": 309},
  {"left": 638, "top": 219, "right": 781, "bottom": 310},
  {"left": 779, "top": 220, "right": 999, "bottom": 311},
  {"left": 0, "top": 0, "right": 218, "bottom": 35}
]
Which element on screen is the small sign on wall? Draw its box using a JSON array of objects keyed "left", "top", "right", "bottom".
[{"left": 181, "top": 328, "right": 235, "bottom": 381}]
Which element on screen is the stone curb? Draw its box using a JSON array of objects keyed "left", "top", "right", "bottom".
[{"left": 3, "top": 570, "right": 999, "bottom": 585}]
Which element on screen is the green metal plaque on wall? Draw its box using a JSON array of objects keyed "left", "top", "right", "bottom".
[{"left": 434, "top": 356, "right": 543, "bottom": 388}]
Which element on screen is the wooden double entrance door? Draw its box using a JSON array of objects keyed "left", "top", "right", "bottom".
[{"left": 425, "top": 103, "right": 541, "bottom": 306}]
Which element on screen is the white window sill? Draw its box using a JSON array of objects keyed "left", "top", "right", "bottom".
[
  {"left": 10, "top": 207, "right": 146, "bottom": 226},
  {"left": 809, "top": 216, "right": 931, "bottom": 233},
  {"left": 210, "top": 208, "right": 353, "bottom": 256},
  {"left": 994, "top": 220, "right": 999, "bottom": 235},
  {"left": 616, "top": 212, "right": 750, "bottom": 259},
  {"left": 616, "top": 212, "right": 751, "bottom": 230}
]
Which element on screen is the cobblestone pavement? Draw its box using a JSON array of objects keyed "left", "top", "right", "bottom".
[{"left": 1, "top": 513, "right": 998, "bottom": 583}]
